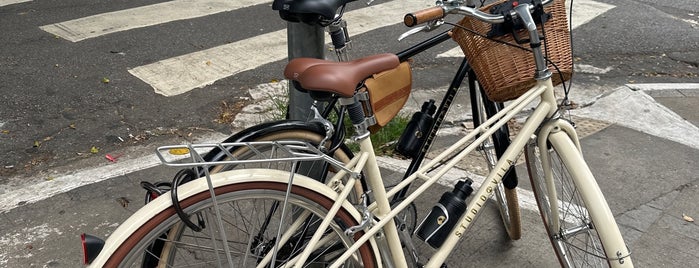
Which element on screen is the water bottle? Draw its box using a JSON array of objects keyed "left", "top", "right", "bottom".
[
  {"left": 415, "top": 179, "right": 474, "bottom": 248},
  {"left": 396, "top": 99, "right": 436, "bottom": 158}
]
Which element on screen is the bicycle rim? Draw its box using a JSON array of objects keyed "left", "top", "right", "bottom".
[
  {"left": 525, "top": 141, "right": 614, "bottom": 267},
  {"left": 106, "top": 180, "right": 376, "bottom": 267}
]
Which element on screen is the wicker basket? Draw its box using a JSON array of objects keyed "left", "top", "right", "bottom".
[{"left": 451, "top": 0, "right": 572, "bottom": 102}]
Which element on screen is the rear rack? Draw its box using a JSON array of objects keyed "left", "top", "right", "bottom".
[{"left": 155, "top": 141, "right": 352, "bottom": 174}]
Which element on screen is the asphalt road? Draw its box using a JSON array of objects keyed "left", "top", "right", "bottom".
[{"left": 0, "top": 0, "right": 696, "bottom": 181}]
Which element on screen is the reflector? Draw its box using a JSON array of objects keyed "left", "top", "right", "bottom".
[{"left": 81, "top": 233, "right": 105, "bottom": 264}]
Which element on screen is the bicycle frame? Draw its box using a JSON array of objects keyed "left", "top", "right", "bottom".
[
  {"left": 286, "top": 74, "right": 625, "bottom": 268},
  {"left": 317, "top": 78, "right": 555, "bottom": 268}
]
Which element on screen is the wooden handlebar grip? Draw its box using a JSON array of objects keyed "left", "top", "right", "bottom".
[{"left": 404, "top": 7, "right": 445, "bottom": 27}]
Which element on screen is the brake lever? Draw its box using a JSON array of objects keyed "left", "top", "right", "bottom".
[{"left": 398, "top": 20, "right": 443, "bottom": 41}]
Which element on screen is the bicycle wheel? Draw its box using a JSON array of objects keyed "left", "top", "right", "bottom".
[
  {"left": 468, "top": 70, "right": 522, "bottom": 240},
  {"left": 101, "top": 169, "right": 377, "bottom": 267},
  {"left": 525, "top": 132, "right": 632, "bottom": 267}
]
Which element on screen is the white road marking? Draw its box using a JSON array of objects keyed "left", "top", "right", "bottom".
[
  {"left": 575, "top": 63, "right": 613, "bottom": 74},
  {"left": 129, "top": 0, "right": 432, "bottom": 96},
  {"left": 0, "top": 0, "right": 30, "bottom": 7},
  {"left": 572, "top": 85, "right": 699, "bottom": 150},
  {"left": 40, "top": 0, "right": 262, "bottom": 42},
  {"left": 626, "top": 83, "right": 699, "bottom": 92},
  {"left": 437, "top": 0, "right": 616, "bottom": 58},
  {"left": 565, "top": 0, "right": 616, "bottom": 29},
  {"left": 0, "top": 156, "right": 163, "bottom": 213},
  {"left": 0, "top": 132, "right": 228, "bottom": 213},
  {"left": 130, "top": 30, "right": 287, "bottom": 96}
]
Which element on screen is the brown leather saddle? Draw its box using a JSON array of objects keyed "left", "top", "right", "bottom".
[{"left": 284, "top": 53, "right": 400, "bottom": 98}]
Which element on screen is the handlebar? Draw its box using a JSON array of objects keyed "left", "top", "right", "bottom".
[
  {"left": 404, "top": 6, "right": 445, "bottom": 27},
  {"left": 403, "top": 0, "right": 553, "bottom": 27}
]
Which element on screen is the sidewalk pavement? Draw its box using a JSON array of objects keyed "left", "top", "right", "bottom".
[{"left": 0, "top": 83, "right": 698, "bottom": 267}]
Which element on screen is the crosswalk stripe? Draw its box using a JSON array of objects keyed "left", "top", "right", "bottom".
[
  {"left": 39, "top": 0, "right": 262, "bottom": 42},
  {"left": 566, "top": 0, "right": 616, "bottom": 28},
  {"left": 437, "top": 0, "right": 615, "bottom": 57},
  {"left": 0, "top": 0, "right": 30, "bottom": 7},
  {"left": 129, "top": 0, "right": 432, "bottom": 97},
  {"left": 130, "top": 30, "right": 288, "bottom": 96}
]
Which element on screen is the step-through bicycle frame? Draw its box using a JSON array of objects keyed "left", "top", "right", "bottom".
[
  {"left": 319, "top": 76, "right": 631, "bottom": 267},
  {"left": 87, "top": 76, "right": 632, "bottom": 267}
]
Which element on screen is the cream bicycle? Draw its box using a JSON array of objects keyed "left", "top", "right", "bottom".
[{"left": 83, "top": 0, "right": 633, "bottom": 267}]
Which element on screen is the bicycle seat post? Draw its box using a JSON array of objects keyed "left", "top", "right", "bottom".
[{"left": 327, "top": 19, "right": 351, "bottom": 61}]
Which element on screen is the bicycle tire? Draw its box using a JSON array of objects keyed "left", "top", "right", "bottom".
[
  {"left": 525, "top": 132, "right": 633, "bottom": 267},
  {"left": 468, "top": 71, "right": 522, "bottom": 240},
  {"left": 99, "top": 169, "right": 378, "bottom": 267}
]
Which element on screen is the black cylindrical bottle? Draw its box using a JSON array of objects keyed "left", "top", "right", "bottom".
[
  {"left": 415, "top": 179, "right": 474, "bottom": 248},
  {"left": 396, "top": 100, "right": 436, "bottom": 158}
]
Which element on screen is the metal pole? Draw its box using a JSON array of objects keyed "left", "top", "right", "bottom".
[
  {"left": 286, "top": 21, "right": 327, "bottom": 181},
  {"left": 287, "top": 22, "right": 324, "bottom": 121}
]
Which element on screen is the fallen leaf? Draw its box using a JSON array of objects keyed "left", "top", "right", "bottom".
[
  {"left": 33, "top": 141, "right": 41, "bottom": 147},
  {"left": 205, "top": 60, "right": 212, "bottom": 66},
  {"left": 1, "top": 130, "right": 9, "bottom": 134},
  {"left": 683, "top": 213, "right": 695, "bottom": 222},
  {"left": 45, "top": 176, "right": 54, "bottom": 181},
  {"left": 101, "top": 77, "right": 110, "bottom": 84},
  {"left": 116, "top": 197, "right": 130, "bottom": 208},
  {"left": 69, "top": 123, "right": 76, "bottom": 129},
  {"left": 43, "top": 136, "right": 53, "bottom": 142},
  {"left": 90, "top": 146, "right": 99, "bottom": 154}
]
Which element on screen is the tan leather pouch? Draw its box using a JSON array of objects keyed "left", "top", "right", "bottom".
[{"left": 363, "top": 61, "right": 412, "bottom": 133}]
